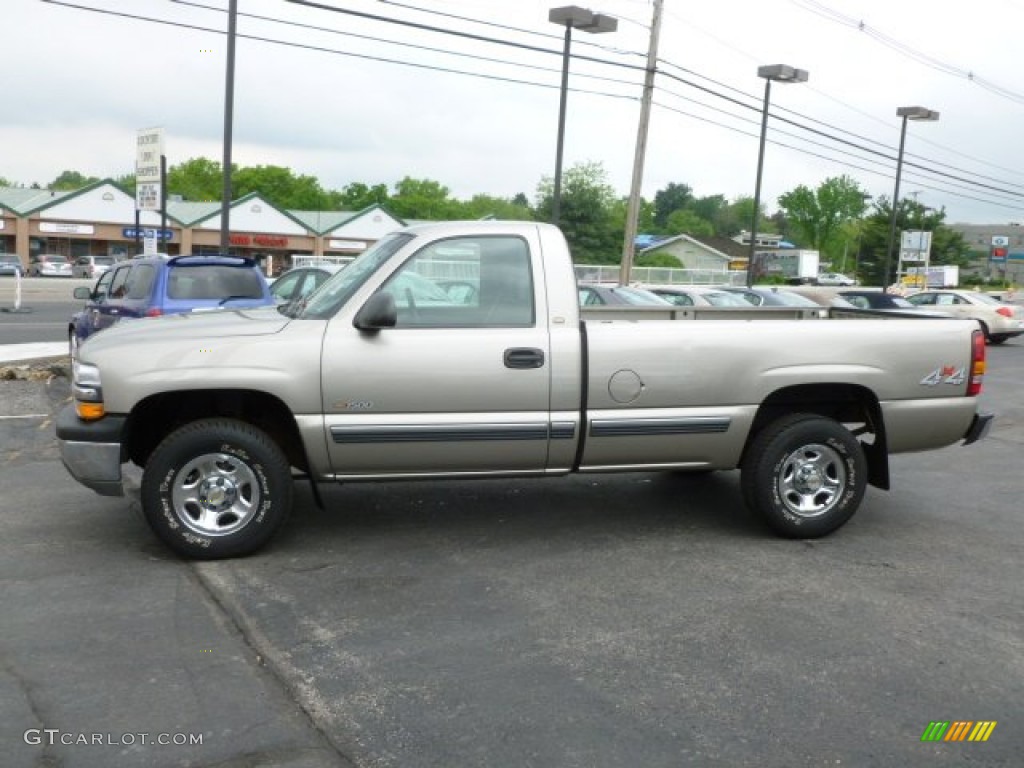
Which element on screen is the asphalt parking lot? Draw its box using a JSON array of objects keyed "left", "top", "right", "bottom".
[{"left": 1, "top": 341, "right": 1022, "bottom": 767}]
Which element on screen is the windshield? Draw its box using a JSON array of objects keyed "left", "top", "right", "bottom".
[
  {"left": 769, "top": 291, "right": 820, "bottom": 307},
  {"left": 298, "top": 233, "right": 414, "bottom": 319},
  {"left": 703, "top": 291, "right": 752, "bottom": 307},
  {"left": 615, "top": 286, "right": 671, "bottom": 306}
]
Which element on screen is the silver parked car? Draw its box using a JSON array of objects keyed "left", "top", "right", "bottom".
[
  {"left": 29, "top": 253, "right": 73, "bottom": 277},
  {"left": 0, "top": 253, "right": 23, "bottom": 277},
  {"left": 72, "top": 254, "right": 116, "bottom": 279},
  {"left": 644, "top": 284, "right": 753, "bottom": 307}
]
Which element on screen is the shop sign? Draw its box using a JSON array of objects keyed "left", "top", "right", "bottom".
[
  {"left": 328, "top": 239, "right": 366, "bottom": 250},
  {"left": 123, "top": 227, "right": 174, "bottom": 240},
  {"left": 229, "top": 234, "right": 288, "bottom": 248},
  {"left": 136, "top": 127, "right": 164, "bottom": 211},
  {"left": 40, "top": 221, "right": 95, "bottom": 235}
]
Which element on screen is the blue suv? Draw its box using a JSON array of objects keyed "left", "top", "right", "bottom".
[{"left": 70, "top": 254, "right": 274, "bottom": 358}]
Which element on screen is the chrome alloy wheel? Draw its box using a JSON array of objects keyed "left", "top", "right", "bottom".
[
  {"left": 777, "top": 442, "right": 846, "bottom": 519},
  {"left": 171, "top": 452, "right": 261, "bottom": 536}
]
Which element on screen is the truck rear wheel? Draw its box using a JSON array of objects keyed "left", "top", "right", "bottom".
[
  {"left": 140, "top": 418, "right": 292, "bottom": 559},
  {"left": 741, "top": 414, "right": 866, "bottom": 538}
]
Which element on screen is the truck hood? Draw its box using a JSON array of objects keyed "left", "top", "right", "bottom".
[{"left": 81, "top": 306, "right": 290, "bottom": 355}]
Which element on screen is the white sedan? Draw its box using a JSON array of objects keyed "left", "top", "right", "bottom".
[
  {"left": 815, "top": 272, "right": 857, "bottom": 286},
  {"left": 906, "top": 289, "right": 1024, "bottom": 344}
]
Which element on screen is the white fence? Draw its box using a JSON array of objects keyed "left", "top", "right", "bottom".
[{"left": 574, "top": 265, "right": 747, "bottom": 286}]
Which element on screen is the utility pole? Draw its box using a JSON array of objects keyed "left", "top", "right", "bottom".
[
  {"left": 220, "top": 0, "right": 238, "bottom": 253},
  {"left": 618, "top": 0, "right": 664, "bottom": 285}
]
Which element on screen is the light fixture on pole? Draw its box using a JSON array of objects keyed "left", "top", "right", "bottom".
[
  {"left": 883, "top": 105, "right": 939, "bottom": 292},
  {"left": 745, "top": 64, "right": 808, "bottom": 288},
  {"left": 548, "top": 5, "right": 617, "bottom": 226}
]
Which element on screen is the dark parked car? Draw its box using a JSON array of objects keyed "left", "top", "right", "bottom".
[
  {"left": 578, "top": 283, "right": 672, "bottom": 307},
  {"left": 70, "top": 254, "right": 275, "bottom": 358},
  {"left": 839, "top": 290, "right": 949, "bottom": 314}
]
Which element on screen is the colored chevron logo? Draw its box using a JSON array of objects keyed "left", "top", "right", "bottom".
[{"left": 920, "top": 721, "right": 997, "bottom": 742}]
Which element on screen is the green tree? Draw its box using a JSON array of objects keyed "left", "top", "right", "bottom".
[
  {"left": 50, "top": 170, "right": 99, "bottom": 189},
  {"left": 461, "top": 194, "right": 534, "bottom": 221},
  {"left": 665, "top": 208, "right": 713, "bottom": 237},
  {"left": 856, "top": 198, "right": 968, "bottom": 286},
  {"left": 168, "top": 157, "right": 225, "bottom": 202},
  {"left": 653, "top": 182, "right": 694, "bottom": 228},
  {"left": 720, "top": 195, "right": 760, "bottom": 238},
  {"left": 388, "top": 177, "right": 461, "bottom": 220},
  {"left": 330, "top": 182, "right": 390, "bottom": 211},
  {"left": 778, "top": 175, "right": 870, "bottom": 262},
  {"left": 233, "top": 165, "right": 329, "bottom": 209},
  {"left": 114, "top": 172, "right": 136, "bottom": 191},
  {"left": 535, "top": 161, "right": 621, "bottom": 263}
]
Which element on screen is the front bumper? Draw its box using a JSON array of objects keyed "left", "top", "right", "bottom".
[
  {"left": 56, "top": 405, "right": 127, "bottom": 496},
  {"left": 963, "top": 411, "right": 994, "bottom": 446}
]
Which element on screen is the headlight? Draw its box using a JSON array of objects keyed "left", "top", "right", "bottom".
[{"left": 72, "top": 361, "right": 106, "bottom": 420}]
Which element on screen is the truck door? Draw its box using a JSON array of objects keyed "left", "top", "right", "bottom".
[{"left": 320, "top": 234, "right": 553, "bottom": 477}]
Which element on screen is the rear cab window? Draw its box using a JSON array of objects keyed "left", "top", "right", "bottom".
[{"left": 167, "top": 265, "right": 264, "bottom": 300}]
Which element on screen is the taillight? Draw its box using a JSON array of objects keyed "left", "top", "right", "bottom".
[
  {"left": 966, "top": 329, "right": 986, "bottom": 396},
  {"left": 996, "top": 306, "right": 1013, "bottom": 318},
  {"left": 146, "top": 308, "right": 163, "bottom": 317}
]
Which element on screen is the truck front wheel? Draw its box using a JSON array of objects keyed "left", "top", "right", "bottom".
[
  {"left": 741, "top": 414, "right": 867, "bottom": 538},
  {"left": 140, "top": 418, "right": 293, "bottom": 559}
]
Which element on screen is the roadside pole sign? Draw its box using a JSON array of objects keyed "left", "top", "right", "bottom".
[{"left": 136, "top": 127, "right": 164, "bottom": 211}]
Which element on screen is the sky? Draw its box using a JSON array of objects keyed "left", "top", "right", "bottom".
[{"left": 4, "top": 0, "right": 1024, "bottom": 224}]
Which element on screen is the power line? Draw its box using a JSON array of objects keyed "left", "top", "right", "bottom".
[
  {"left": 167, "top": 0, "right": 642, "bottom": 89},
  {"left": 791, "top": 0, "right": 1024, "bottom": 106},
  {"left": 36, "top": 0, "right": 1024, "bottom": 213}
]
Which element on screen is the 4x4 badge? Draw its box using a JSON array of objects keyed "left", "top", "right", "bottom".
[{"left": 921, "top": 366, "right": 965, "bottom": 386}]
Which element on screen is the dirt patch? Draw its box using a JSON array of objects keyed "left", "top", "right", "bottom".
[{"left": 0, "top": 357, "right": 71, "bottom": 381}]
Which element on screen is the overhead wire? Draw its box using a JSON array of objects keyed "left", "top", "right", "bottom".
[{"left": 35, "top": 0, "right": 1024, "bottom": 212}]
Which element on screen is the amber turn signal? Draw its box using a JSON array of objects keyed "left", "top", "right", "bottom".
[{"left": 75, "top": 401, "right": 106, "bottom": 421}]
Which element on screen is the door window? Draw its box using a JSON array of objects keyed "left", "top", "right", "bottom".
[
  {"left": 107, "top": 265, "right": 133, "bottom": 299},
  {"left": 378, "top": 236, "right": 534, "bottom": 327}
]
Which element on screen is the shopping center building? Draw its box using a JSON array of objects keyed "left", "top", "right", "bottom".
[{"left": 0, "top": 179, "right": 407, "bottom": 275}]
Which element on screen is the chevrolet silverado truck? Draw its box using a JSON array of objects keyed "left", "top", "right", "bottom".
[{"left": 56, "top": 221, "right": 993, "bottom": 559}]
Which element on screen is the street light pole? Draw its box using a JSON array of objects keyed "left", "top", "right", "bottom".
[
  {"left": 883, "top": 106, "right": 938, "bottom": 293},
  {"left": 745, "top": 64, "right": 808, "bottom": 288},
  {"left": 548, "top": 6, "right": 617, "bottom": 227}
]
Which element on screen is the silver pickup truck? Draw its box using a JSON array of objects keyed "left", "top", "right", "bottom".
[{"left": 57, "top": 221, "right": 993, "bottom": 559}]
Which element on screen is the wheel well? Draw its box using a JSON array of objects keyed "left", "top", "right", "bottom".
[
  {"left": 124, "top": 389, "right": 310, "bottom": 473},
  {"left": 743, "top": 383, "right": 889, "bottom": 490}
]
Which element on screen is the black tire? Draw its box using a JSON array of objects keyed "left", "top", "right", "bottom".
[
  {"left": 140, "top": 418, "right": 293, "bottom": 559},
  {"left": 988, "top": 335, "right": 1008, "bottom": 345},
  {"left": 741, "top": 413, "right": 867, "bottom": 538}
]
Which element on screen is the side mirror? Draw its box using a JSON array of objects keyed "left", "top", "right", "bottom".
[
  {"left": 353, "top": 291, "right": 397, "bottom": 331},
  {"left": 73, "top": 286, "right": 92, "bottom": 300}
]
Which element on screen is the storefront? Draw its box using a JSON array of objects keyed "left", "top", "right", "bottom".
[{"left": 0, "top": 180, "right": 409, "bottom": 274}]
